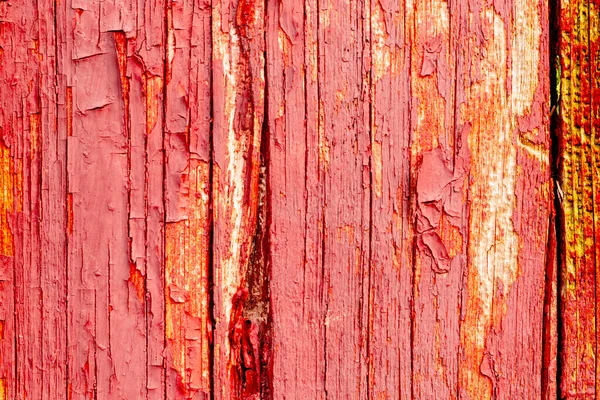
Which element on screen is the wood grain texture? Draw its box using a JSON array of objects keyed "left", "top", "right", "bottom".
[
  {"left": 267, "top": 0, "right": 551, "bottom": 398},
  {"left": 557, "top": 0, "right": 600, "bottom": 397},
  {"left": 0, "top": 0, "right": 554, "bottom": 398}
]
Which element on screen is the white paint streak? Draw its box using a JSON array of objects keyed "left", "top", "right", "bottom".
[
  {"left": 371, "top": 2, "right": 389, "bottom": 83},
  {"left": 468, "top": 7, "right": 519, "bottom": 350},
  {"left": 511, "top": 0, "right": 540, "bottom": 116}
]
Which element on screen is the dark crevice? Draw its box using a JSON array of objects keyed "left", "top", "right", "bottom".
[
  {"left": 365, "top": 0, "right": 374, "bottom": 398},
  {"left": 259, "top": 12, "right": 273, "bottom": 396},
  {"left": 56, "top": 0, "right": 70, "bottom": 397},
  {"left": 224, "top": 1, "right": 271, "bottom": 398},
  {"left": 240, "top": 39, "right": 271, "bottom": 398},
  {"left": 549, "top": 0, "right": 563, "bottom": 397},
  {"left": 314, "top": 0, "right": 328, "bottom": 396},
  {"left": 239, "top": 122, "right": 271, "bottom": 400},
  {"left": 162, "top": 1, "right": 171, "bottom": 399},
  {"left": 207, "top": 0, "right": 216, "bottom": 398}
]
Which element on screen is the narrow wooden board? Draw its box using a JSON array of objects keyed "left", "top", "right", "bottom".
[{"left": 557, "top": 0, "right": 600, "bottom": 397}]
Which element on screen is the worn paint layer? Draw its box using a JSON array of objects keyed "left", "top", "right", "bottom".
[{"left": 0, "top": 0, "right": 557, "bottom": 398}]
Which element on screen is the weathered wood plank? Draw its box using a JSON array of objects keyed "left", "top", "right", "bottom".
[
  {"left": 0, "top": 0, "right": 68, "bottom": 398},
  {"left": 266, "top": 0, "right": 328, "bottom": 397},
  {"left": 558, "top": 0, "right": 600, "bottom": 397},
  {"left": 318, "top": 1, "right": 372, "bottom": 397},
  {"left": 64, "top": 0, "right": 168, "bottom": 397},
  {"left": 163, "top": 0, "right": 212, "bottom": 397},
  {"left": 8, "top": 0, "right": 45, "bottom": 396},
  {"left": 211, "top": 0, "right": 266, "bottom": 397},
  {"left": 132, "top": 0, "right": 168, "bottom": 397},
  {"left": 67, "top": 4, "right": 146, "bottom": 396},
  {"left": 457, "top": 1, "right": 551, "bottom": 397},
  {"left": 38, "top": 0, "right": 69, "bottom": 396},
  {"left": 368, "top": 0, "right": 413, "bottom": 397},
  {"left": 409, "top": 0, "right": 462, "bottom": 397}
]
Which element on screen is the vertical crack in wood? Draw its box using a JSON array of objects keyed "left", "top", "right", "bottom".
[
  {"left": 366, "top": 0, "right": 374, "bottom": 396},
  {"left": 545, "top": 0, "right": 561, "bottom": 397},
  {"left": 211, "top": 0, "right": 266, "bottom": 397},
  {"left": 208, "top": 0, "right": 216, "bottom": 399}
]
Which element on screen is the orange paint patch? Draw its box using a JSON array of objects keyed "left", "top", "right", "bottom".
[
  {"left": 129, "top": 263, "right": 145, "bottom": 302},
  {"left": 113, "top": 32, "right": 129, "bottom": 126},
  {"left": 438, "top": 212, "right": 462, "bottom": 258},
  {"left": 0, "top": 142, "right": 14, "bottom": 257},
  {"left": 165, "top": 160, "right": 211, "bottom": 394},
  {"left": 66, "top": 87, "right": 73, "bottom": 137},
  {"left": 143, "top": 74, "right": 162, "bottom": 135},
  {"left": 67, "top": 193, "right": 73, "bottom": 234},
  {"left": 14, "top": 159, "right": 22, "bottom": 214},
  {"left": 30, "top": 39, "right": 43, "bottom": 61},
  {"left": 459, "top": 266, "right": 494, "bottom": 396},
  {"left": 371, "top": 140, "right": 383, "bottom": 198}
]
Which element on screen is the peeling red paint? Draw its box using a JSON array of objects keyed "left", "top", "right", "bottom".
[{"left": 0, "top": 0, "right": 579, "bottom": 398}]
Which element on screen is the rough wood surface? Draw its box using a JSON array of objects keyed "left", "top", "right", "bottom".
[
  {"left": 267, "top": 0, "right": 551, "bottom": 398},
  {"left": 557, "top": 0, "right": 600, "bottom": 397},
  {"left": 0, "top": 0, "right": 553, "bottom": 398}
]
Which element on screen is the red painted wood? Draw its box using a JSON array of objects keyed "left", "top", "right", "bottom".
[
  {"left": 211, "top": 0, "right": 266, "bottom": 398},
  {"left": 0, "top": 0, "right": 560, "bottom": 399},
  {"left": 164, "top": 0, "right": 212, "bottom": 397}
]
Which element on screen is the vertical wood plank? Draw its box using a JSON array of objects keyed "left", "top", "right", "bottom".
[
  {"left": 66, "top": 0, "right": 145, "bottom": 394},
  {"left": 0, "top": 1, "right": 41, "bottom": 398},
  {"left": 266, "top": 0, "right": 327, "bottom": 396},
  {"left": 558, "top": 0, "right": 600, "bottom": 397},
  {"left": 163, "top": 0, "right": 212, "bottom": 397},
  {"left": 408, "top": 0, "right": 463, "bottom": 397},
  {"left": 211, "top": 0, "right": 266, "bottom": 397},
  {"left": 457, "top": 0, "right": 550, "bottom": 397},
  {"left": 64, "top": 0, "right": 168, "bottom": 396},
  {"left": 368, "top": 0, "right": 413, "bottom": 397},
  {"left": 132, "top": 0, "right": 168, "bottom": 397},
  {"left": 318, "top": 0, "right": 371, "bottom": 396},
  {"left": 11, "top": 0, "right": 45, "bottom": 396},
  {"left": 38, "top": 0, "right": 69, "bottom": 396}
]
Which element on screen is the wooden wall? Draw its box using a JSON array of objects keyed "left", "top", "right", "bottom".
[{"left": 2, "top": 0, "right": 596, "bottom": 398}]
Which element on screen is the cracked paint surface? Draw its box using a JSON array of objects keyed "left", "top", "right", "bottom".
[{"left": 0, "top": 0, "right": 559, "bottom": 398}]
